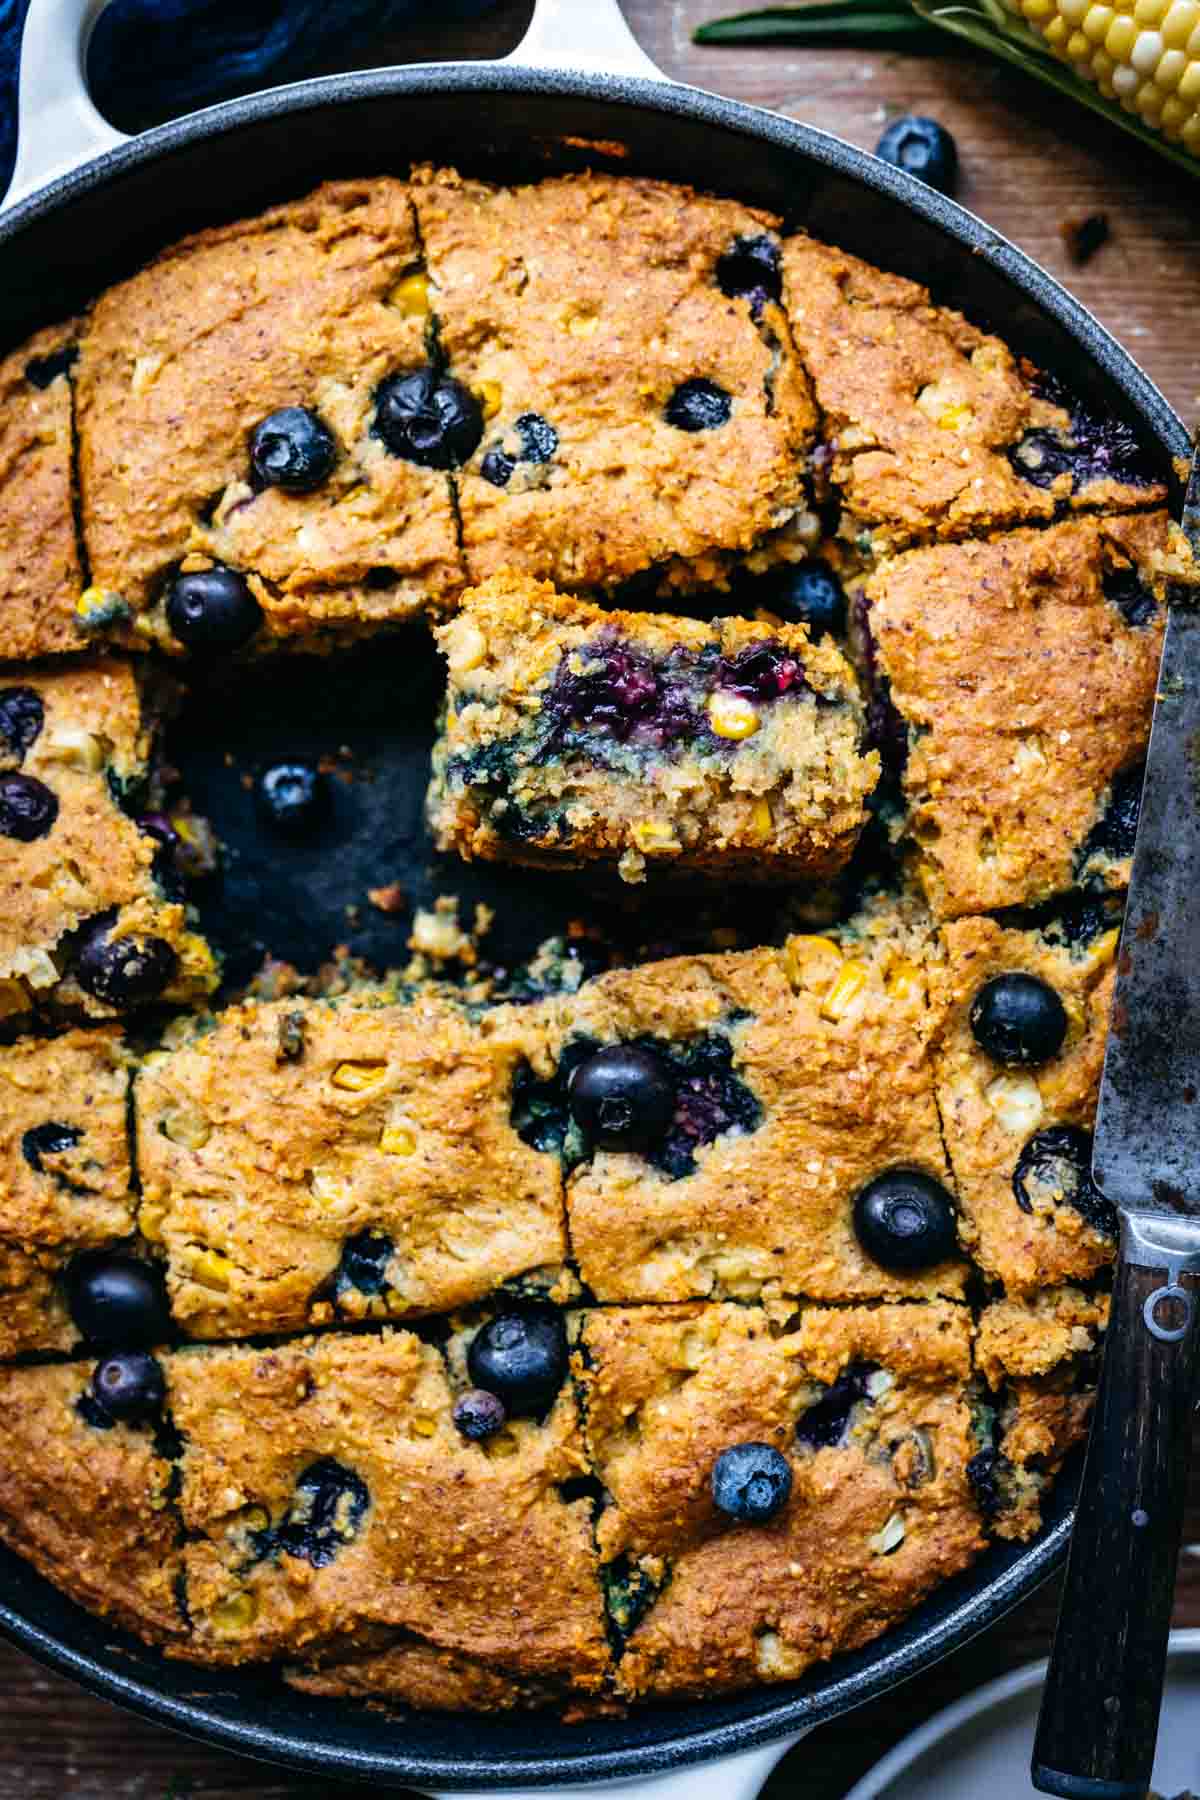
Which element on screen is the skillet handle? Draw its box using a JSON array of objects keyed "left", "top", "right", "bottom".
[
  {"left": 1032, "top": 1211, "right": 1200, "bottom": 1797},
  {"left": 5, "top": 0, "right": 128, "bottom": 211},
  {"left": 507, "top": 0, "right": 668, "bottom": 82},
  {"left": 420, "top": 1732, "right": 804, "bottom": 1799}
]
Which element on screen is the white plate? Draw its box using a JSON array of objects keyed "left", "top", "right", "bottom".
[{"left": 846, "top": 1629, "right": 1200, "bottom": 1799}]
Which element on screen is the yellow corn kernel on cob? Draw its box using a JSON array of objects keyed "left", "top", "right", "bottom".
[{"left": 1002, "top": 0, "right": 1200, "bottom": 150}]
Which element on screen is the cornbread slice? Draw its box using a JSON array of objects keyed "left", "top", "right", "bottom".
[
  {"left": 973, "top": 1286, "right": 1108, "bottom": 1540},
  {"left": 577, "top": 1301, "right": 983, "bottom": 1699},
  {"left": 0, "top": 658, "right": 217, "bottom": 1017},
  {"left": 428, "top": 574, "right": 878, "bottom": 886},
  {"left": 0, "top": 1359, "right": 185, "bottom": 1641},
  {"left": 0, "top": 321, "right": 84, "bottom": 660},
  {"left": 136, "top": 996, "right": 569, "bottom": 1339},
  {"left": 412, "top": 167, "right": 816, "bottom": 594},
  {"left": 782, "top": 234, "right": 1167, "bottom": 556},
  {"left": 550, "top": 925, "right": 966, "bottom": 1304},
  {"left": 931, "top": 903, "right": 1119, "bottom": 1293},
  {"left": 76, "top": 179, "right": 464, "bottom": 646},
  {"left": 862, "top": 511, "right": 1187, "bottom": 917},
  {"left": 170, "top": 1329, "right": 610, "bottom": 1702}
]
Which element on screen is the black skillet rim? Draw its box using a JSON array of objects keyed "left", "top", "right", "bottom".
[{"left": 0, "top": 56, "right": 1182, "bottom": 1790}]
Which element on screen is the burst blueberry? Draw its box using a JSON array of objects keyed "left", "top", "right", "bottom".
[
  {"left": 0, "top": 772, "right": 57, "bottom": 841},
  {"left": 796, "top": 1363, "right": 877, "bottom": 1449},
  {"left": 453, "top": 1388, "right": 508, "bottom": 1442},
  {"left": 66, "top": 1251, "right": 171, "bottom": 1348},
  {"left": 166, "top": 565, "right": 262, "bottom": 652},
  {"left": 854, "top": 1169, "right": 958, "bottom": 1270},
  {"left": 874, "top": 115, "right": 958, "bottom": 195},
  {"left": 1089, "top": 764, "right": 1143, "bottom": 858},
  {"left": 20, "top": 1121, "right": 81, "bottom": 1174},
  {"left": 665, "top": 377, "right": 732, "bottom": 432},
  {"left": 568, "top": 1044, "right": 675, "bottom": 1152},
  {"left": 711, "top": 1442, "right": 793, "bottom": 1523},
  {"left": 256, "top": 761, "right": 326, "bottom": 836},
  {"left": 0, "top": 686, "right": 44, "bottom": 762},
  {"left": 249, "top": 406, "right": 337, "bottom": 492},
  {"left": 467, "top": 1309, "right": 567, "bottom": 1417},
  {"left": 373, "top": 367, "right": 483, "bottom": 469},
  {"left": 1012, "top": 1124, "right": 1115, "bottom": 1236},
  {"left": 716, "top": 234, "right": 782, "bottom": 311},
  {"left": 970, "top": 973, "right": 1068, "bottom": 1067},
  {"left": 274, "top": 1459, "right": 370, "bottom": 1568},
  {"left": 74, "top": 914, "right": 177, "bottom": 1006},
  {"left": 335, "top": 1229, "right": 394, "bottom": 1297},
  {"left": 90, "top": 1349, "right": 165, "bottom": 1424}
]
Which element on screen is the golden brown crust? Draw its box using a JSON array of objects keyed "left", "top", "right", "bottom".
[
  {"left": 0, "top": 321, "right": 84, "bottom": 660},
  {"left": 867, "top": 512, "right": 1181, "bottom": 917}
]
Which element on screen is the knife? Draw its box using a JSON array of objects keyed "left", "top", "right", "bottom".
[{"left": 1033, "top": 442, "right": 1200, "bottom": 1799}]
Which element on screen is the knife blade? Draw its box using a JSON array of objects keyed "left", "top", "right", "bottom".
[{"left": 1033, "top": 443, "right": 1200, "bottom": 1799}]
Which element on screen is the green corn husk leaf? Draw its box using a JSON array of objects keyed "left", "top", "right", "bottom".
[{"left": 696, "top": 0, "right": 1199, "bottom": 176}]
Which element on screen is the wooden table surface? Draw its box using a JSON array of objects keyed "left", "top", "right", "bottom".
[{"left": 4, "top": 3, "right": 1199, "bottom": 1794}]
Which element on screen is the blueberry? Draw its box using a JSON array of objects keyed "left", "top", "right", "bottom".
[
  {"left": 1012, "top": 1124, "right": 1115, "bottom": 1236},
  {"left": 665, "top": 378, "right": 732, "bottom": 433},
  {"left": 0, "top": 686, "right": 45, "bottom": 762},
  {"left": 796, "top": 1363, "right": 876, "bottom": 1449},
  {"left": 854, "top": 1169, "right": 958, "bottom": 1270},
  {"left": 0, "top": 772, "right": 58, "bottom": 841},
  {"left": 74, "top": 914, "right": 177, "bottom": 1006},
  {"left": 874, "top": 115, "right": 959, "bottom": 196},
  {"left": 966, "top": 1446, "right": 1008, "bottom": 1519},
  {"left": 373, "top": 367, "right": 483, "bottom": 469},
  {"left": 717, "top": 642, "right": 805, "bottom": 701},
  {"left": 1090, "top": 764, "right": 1143, "bottom": 857},
  {"left": 762, "top": 560, "right": 846, "bottom": 641},
  {"left": 568, "top": 1044, "right": 675, "bottom": 1152},
  {"left": 480, "top": 447, "right": 515, "bottom": 488},
  {"left": 516, "top": 412, "right": 558, "bottom": 463},
  {"left": 453, "top": 1388, "right": 508, "bottom": 1442},
  {"left": 66, "top": 1251, "right": 171, "bottom": 1348},
  {"left": 90, "top": 1349, "right": 165, "bottom": 1424},
  {"left": 249, "top": 406, "right": 337, "bottom": 492},
  {"left": 715, "top": 234, "right": 782, "bottom": 311},
  {"left": 274, "top": 1458, "right": 369, "bottom": 1568},
  {"left": 335, "top": 1229, "right": 394, "bottom": 1298},
  {"left": 137, "top": 812, "right": 178, "bottom": 852},
  {"left": 1103, "top": 565, "right": 1157, "bottom": 628},
  {"left": 21, "top": 1121, "right": 81, "bottom": 1174},
  {"left": 970, "top": 973, "right": 1068, "bottom": 1067},
  {"left": 255, "top": 761, "right": 326, "bottom": 835},
  {"left": 467, "top": 1309, "right": 567, "bottom": 1417},
  {"left": 166, "top": 565, "right": 261, "bottom": 652},
  {"left": 711, "top": 1442, "right": 792, "bottom": 1524}
]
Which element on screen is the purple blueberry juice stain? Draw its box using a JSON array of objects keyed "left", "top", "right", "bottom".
[
  {"left": 796, "top": 1362, "right": 879, "bottom": 1449},
  {"left": 852, "top": 593, "right": 908, "bottom": 777},
  {"left": 1010, "top": 370, "right": 1158, "bottom": 491}
]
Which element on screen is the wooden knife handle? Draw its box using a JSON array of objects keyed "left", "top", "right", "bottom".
[{"left": 1032, "top": 1215, "right": 1200, "bottom": 1797}]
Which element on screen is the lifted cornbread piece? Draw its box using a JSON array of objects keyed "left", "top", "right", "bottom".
[
  {"left": 136, "top": 996, "right": 568, "bottom": 1339},
  {"left": 931, "top": 904, "right": 1118, "bottom": 1293},
  {"left": 0, "top": 1029, "right": 135, "bottom": 1354},
  {"left": 0, "top": 321, "right": 84, "bottom": 660},
  {"left": 0, "top": 1360, "right": 184, "bottom": 1640},
  {"left": 428, "top": 575, "right": 878, "bottom": 886},
  {"left": 76, "top": 180, "right": 463, "bottom": 646},
  {"left": 972, "top": 1286, "right": 1108, "bottom": 1540},
  {"left": 781, "top": 235, "right": 1166, "bottom": 555},
  {"left": 170, "top": 1329, "right": 610, "bottom": 1700},
  {"left": 864, "top": 512, "right": 1184, "bottom": 918},
  {"left": 412, "top": 167, "right": 815, "bottom": 593},
  {"left": 551, "top": 928, "right": 965, "bottom": 1304},
  {"left": 577, "top": 1301, "right": 982, "bottom": 1700},
  {"left": 0, "top": 659, "right": 217, "bottom": 1015}
]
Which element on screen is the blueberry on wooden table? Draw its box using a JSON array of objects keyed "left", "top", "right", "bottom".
[
  {"left": 90, "top": 1349, "right": 165, "bottom": 1424},
  {"left": 711, "top": 1443, "right": 793, "bottom": 1523},
  {"left": 665, "top": 377, "right": 732, "bottom": 432},
  {"left": 166, "top": 565, "right": 262, "bottom": 652},
  {"left": 373, "top": 367, "right": 483, "bottom": 469},
  {"left": 453, "top": 1388, "right": 508, "bottom": 1442},
  {"left": 255, "top": 760, "right": 326, "bottom": 835},
  {"left": 0, "top": 686, "right": 44, "bottom": 761},
  {"left": 249, "top": 406, "right": 337, "bottom": 492},
  {"left": 66, "top": 1251, "right": 172, "bottom": 1348},
  {"left": 970, "top": 972, "right": 1068, "bottom": 1067},
  {"left": 74, "top": 915, "right": 177, "bottom": 1006},
  {"left": 761, "top": 559, "right": 847, "bottom": 641},
  {"left": 854, "top": 1169, "right": 958, "bottom": 1270},
  {"left": 0, "top": 772, "right": 58, "bottom": 840},
  {"left": 467, "top": 1310, "right": 567, "bottom": 1418},
  {"left": 874, "top": 116, "right": 959, "bottom": 195},
  {"left": 568, "top": 1044, "right": 675, "bottom": 1153}
]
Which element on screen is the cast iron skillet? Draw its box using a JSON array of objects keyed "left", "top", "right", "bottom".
[{"left": 0, "top": 1, "right": 1188, "bottom": 1791}]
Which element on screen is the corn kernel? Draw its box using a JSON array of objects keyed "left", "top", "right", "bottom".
[
  {"left": 1045, "top": 16, "right": 1071, "bottom": 41},
  {"left": 1134, "top": 0, "right": 1167, "bottom": 21},
  {"left": 442, "top": 616, "right": 486, "bottom": 674},
  {"left": 475, "top": 380, "right": 503, "bottom": 420},
  {"left": 139, "top": 1202, "right": 166, "bottom": 1245},
  {"left": 1067, "top": 26, "right": 1093, "bottom": 54},
  {"left": 162, "top": 1106, "right": 212, "bottom": 1150},
  {"left": 784, "top": 934, "right": 844, "bottom": 990},
  {"left": 75, "top": 585, "right": 128, "bottom": 631},
  {"left": 380, "top": 1124, "right": 417, "bottom": 1156},
  {"left": 985, "top": 1072, "right": 1044, "bottom": 1136},
  {"left": 192, "top": 1248, "right": 233, "bottom": 1291},
  {"left": 1177, "top": 50, "right": 1200, "bottom": 86},
  {"left": 885, "top": 956, "right": 921, "bottom": 1000},
  {"left": 1061, "top": 0, "right": 1091, "bottom": 21},
  {"left": 331, "top": 1060, "right": 387, "bottom": 1092},
  {"left": 937, "top": 403, "right": 975, "bottom": 431},
  {"left": 1023, "top": 0, "right": 1056, "bottom": 17},
  {"left": 1091, "top": 45, "right": 1117, "bottom": 75},
  {"left": 1082, "top": 4, "right": 1114, "bottom": 39},
  {"left": 1113, "top": 59, "right": 1143, "bottom": 87},
  {"left": 211, "top": 1591, "right": 258, "bottom": 1634},
  {"left": 1155, "top": 44, "right": 1188, "bottom": 79},
  {"left": 1162, "top": 89, "right": 1192, "bottom": 120},
  {"left": 43, "top": 726, "right": 104, "bottom": 770},
  {"left": 1161, "top": 0, "right": 1199, "bottom": 43},
  {"left": 1106, "top": 13, "right": 1138, "bottom": 54},
  {"left": 707, "top": 691, "right": 761, "bottom": 740},
  {"left": 749, "top": 797, "right": 774, "bottom": 842},
  {"left": 389, "top": 270, "right": 430, "bottom": 316},
  {"left": 820, "top": 958, "right": 869, "bottom": 1023},
  {"left": 243, "top": 1506, "right": 271, "bottom": 1534},
  {"left": 410, "top": 1415, "right": 438, "bottom": 1437},
  {"left": 566, "top": 310, "right": 600, "bottom": 337},
  {"left": 630, "top": 818, "right": 680, "bottom": 854}
]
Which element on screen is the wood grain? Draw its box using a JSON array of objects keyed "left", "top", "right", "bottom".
[{"left": 3, "top": 3, "right": 1199, "bottom": 1794}]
